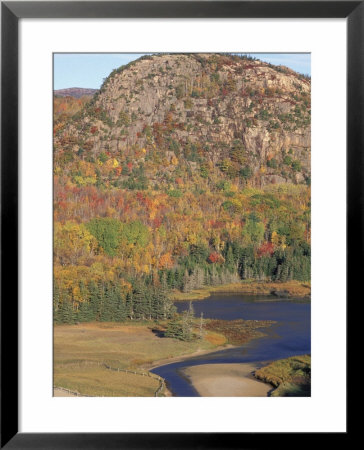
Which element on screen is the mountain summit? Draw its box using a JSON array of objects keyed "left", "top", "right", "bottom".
[
  {"left": 54, "top": 87, "right": 98, "bottom": 98},
  {"left": 54, "top": 53, "right": 310, "bottom": 188}
]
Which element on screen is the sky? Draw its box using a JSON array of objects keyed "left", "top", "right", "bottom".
[{"left": 54, "top": 53, "right": 311, "bottom": 90}]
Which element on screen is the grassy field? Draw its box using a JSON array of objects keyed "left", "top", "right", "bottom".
[
  {"left": 54, "top": 365, "right": 161, "bottom": 397},
  {"left": 171, "top": 280, "right": 311, "bottom": 301},
  {"left": 54, "top": 321, "right": 229, "bottom": 396},
  {"left": 54, "top": 318, "right": 274, "bottom": 397},
  {"left": 254, "top": 354, "right": 311, "bottom": 396}
]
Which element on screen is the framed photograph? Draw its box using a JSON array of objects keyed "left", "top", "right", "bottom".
[{"left": 1, "top": 1, "right": 357, "bottom": 447}]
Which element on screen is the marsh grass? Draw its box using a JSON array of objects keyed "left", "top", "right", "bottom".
[
  {"left": 205, "top": 319, "right": 275, "bottom": 345},
  {"left": 171, "top": 281, "right": 311, "bottom": 301},
  {"left": 254, "top": 355, "right": 311, "bottom": 396}
]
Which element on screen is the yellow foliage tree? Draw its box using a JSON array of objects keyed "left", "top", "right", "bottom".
[{"left": 54, "top": 222, "right": 98, "bottom": 266}]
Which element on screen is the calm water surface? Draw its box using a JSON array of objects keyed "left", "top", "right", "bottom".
[{"left": 151, "top": 293, "right": 311, "bottom": 396}]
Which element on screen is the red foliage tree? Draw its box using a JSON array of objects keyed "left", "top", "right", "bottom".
[
  {"left": 257, "top": 241, "right": 275, "bottom": 257},
  {"left": 208, "top": 252, "right": 220, "bottom": 264}
]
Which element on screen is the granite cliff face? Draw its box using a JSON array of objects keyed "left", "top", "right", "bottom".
[{"left": 54, "top": 53, "right": 310, "bottom": 187}]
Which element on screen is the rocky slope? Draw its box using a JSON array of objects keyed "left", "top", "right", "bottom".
[{"left": 54, "top": 53, "right": 310, "bottom": 187}]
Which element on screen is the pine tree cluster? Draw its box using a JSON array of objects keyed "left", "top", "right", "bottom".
[{"left": 54, "top": 280, "right": 176, "bottom": 324}]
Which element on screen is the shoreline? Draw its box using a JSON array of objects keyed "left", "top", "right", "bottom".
[
  {"left": 181, "top": 363, "right": 272, "bottom": 397},
  {"left": 143, "top": 344, "right": 235, "bottom": 371},
  {"left": 54, "top": 290, "right": 309, "bottom": 397},
  {"left": 144, "top": 317, "right": 277, "bottom": 394},
  {"left": 171, "top": 280, "right": 311, "bottom": 302}
]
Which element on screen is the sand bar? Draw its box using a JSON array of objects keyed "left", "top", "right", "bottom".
[{"left": 181, "top": 363, "right": 271, "bottom": 397}]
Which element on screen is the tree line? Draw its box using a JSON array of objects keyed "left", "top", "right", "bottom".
[
  {"left": 159, "top": 240, "right": 310, "bottom": 293},
  {"left": 54, "top": 279, "right": 175, "bottom": 324},
  {"left": 54, "top": 238, "right": 309, "bottom": 325}
]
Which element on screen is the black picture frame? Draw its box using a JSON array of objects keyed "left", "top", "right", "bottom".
[{"left": 1, "top": 1, "right": 357, "bottom": 448}]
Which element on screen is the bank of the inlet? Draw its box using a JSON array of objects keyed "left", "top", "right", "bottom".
[
  {"left": 54, "top": 281, "right": 310, "bottom": 397},
  {"left": 151, "top": 288, "right": 310, "bottom": 397},
  {"left": 174, "top": 355, "right": 311, "bottom": 397},
  {"left": 53, "top": 312, "right": 274, "bottom": 396},
  {"left": 171, "top": 280, "right": 311, "bottom": 301}
]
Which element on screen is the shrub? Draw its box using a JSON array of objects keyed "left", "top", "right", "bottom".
[
  {"left": 267, "top": 158, "right": 278, "bottom": 169},
  {"left": 283, "top": 156, "right": 292, "bottom": 166},
  {"left": 291, "top": 160, "right": 302, "bottom": 172},
  {"left": 240, "top": 166, "right": 253, "bottom": 179}
]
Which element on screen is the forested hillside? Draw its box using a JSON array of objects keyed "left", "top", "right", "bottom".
[
  {"left": 53, "top": 53, "right": 310, "bottom": 324},
  {"left": 54, "top": 94, "right": 94, "bottom": 136}
]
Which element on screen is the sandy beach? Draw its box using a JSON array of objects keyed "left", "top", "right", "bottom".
[{"left": 181, "top": 363, "right": 271, "bottom": 397}]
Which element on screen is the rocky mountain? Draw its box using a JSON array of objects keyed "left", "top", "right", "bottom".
[
  {"left": 54, "top": 87, "right": 98, "bottom": 98},
  {"left": 53, "top": 54, "right": 311, "bottom": 321},
  {"left": 54, "top": 53, "right": 310, "bottom": 188}
]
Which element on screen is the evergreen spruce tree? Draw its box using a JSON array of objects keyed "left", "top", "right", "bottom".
[
  {"left": 88, "top": 281, "right": 100, "bottom": 321},
  {"left": 175, "top": 268, "right": 184, "bottom": 290},
  {"left": 199, "top": 312, "right": 204, "bottom": 340},
  {"left": 225, "top": 245, "right": 236, "bottom": 273},
  {"left": 115, "top": 296, "right": 127, "bottom": 322},
  {"left": 132, "top": 283, "right": 148, "bottom": 320},
  {"left": 53, "top": 283, "right": 62, "bottom": 323},
  {"left": 78, "top": 301, "right": 92, "bottom": 322},
  {"left": 167, "top": 270, "right": 175, "bottom": 288},
  {"left": 165, "top": 302, "right": 195, "bottom": 341},
  {"left": 109, "top": 284, "right": 120, "bottom": 320},
  {"left": 163, "top": 291, "right": 176, "bottom": 320},
  {"left": 194, "top": 267, "right": 205, "bottom": 289},
  {"left": 125, "top": 291, "right": 134, "bottom": 320},
  {"left": 165, "top": 315, "right": 184, "bottom": 340},
  {"left": 60, "top": 300, "right": 76, "bottom": 324},
  {"left": 181, "top": 302, "right": 195, "bottom": 341},
  {"left": 97, "top": 283, "right": 106, "bottom": 320},
  {"left": 151, "top": 287, "right": 162, "bottom": 320},
  {"left": 100, "top": 284, "right": 116, "bottom": 322},
  {"left": 182, "top": 269, "right": 193, "bottom": 293},
  {"left": 210, "top": 266, "right": 220, "bottom": 285},
  {"left": 161, "top": 272, "right": 168, "bottom": 290}
]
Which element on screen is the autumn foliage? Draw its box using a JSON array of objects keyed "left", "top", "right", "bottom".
[
  {"left": 53, "top": 53, "right": 311, "bottom": 324},
  {"left": 257, "top": 241, "right": 275, "bottom": 257}
]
